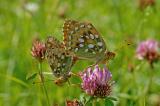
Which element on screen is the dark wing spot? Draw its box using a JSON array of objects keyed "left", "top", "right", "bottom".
[{"left": 87, "top": 30, "right": 92, "bottom": 34}]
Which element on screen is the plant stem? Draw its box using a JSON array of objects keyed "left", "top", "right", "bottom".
[
  {"left": 144, "top": 67, "right": 154, "bottom": 97},
  {"left": 92, "top": 98, "right": 96, "bottom": 106},
  {"left": 39, "top": 62, "right": 50, "bottom": 106},
  {"left": 112, "top": 0, "right": 124, "bottom": 34},
  {"left": 84, "top": 97, "right": 94, "bottom": 106}
]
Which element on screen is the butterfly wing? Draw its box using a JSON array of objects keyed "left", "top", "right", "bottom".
[
  {"left": 45, "top": 36, "right": 73, "bottom": 80},
  {"left": 63, "top": 20, "right": 107, "bottom": 60}
]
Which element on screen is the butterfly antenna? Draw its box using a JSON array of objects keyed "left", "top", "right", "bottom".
[
  {"left": 67, "top": 79, "right": 71, "bottom": 85},
  {"left": 114, "top": 39, "right": 133, "bottom": 53},
  {"left": 70, "top": 72, "right": 80, "bottom": 78},
  {"left": 70, "top": 83, "right": 81, "bottom": 88},
  {"left": 32, "top": 79, "right": 55, "bottom": 85}
]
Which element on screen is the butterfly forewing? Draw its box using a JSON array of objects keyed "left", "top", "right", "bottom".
[
  {"left": 45, "top": 36, "right": 73, "bottom": 79},
  {"left": 63, "top": 20, "right": 107, "bottom": 60}
]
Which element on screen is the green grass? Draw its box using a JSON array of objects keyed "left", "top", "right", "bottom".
[{"left": 0, "top": 0, "right": 160, "bottom": 106}]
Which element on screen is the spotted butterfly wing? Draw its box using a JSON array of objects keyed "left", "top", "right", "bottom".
[
  {"left": 45, "top": 36, "right": 74, "bottom": 85},
  {"left": 63, "top": 20, "right": 114, "bottom": 63}
]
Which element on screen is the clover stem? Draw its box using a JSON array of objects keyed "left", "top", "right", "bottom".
[
  {"left": 38, "top": 62, "right": 50, "bottom": 106},
  {"left": 144, "top": 66, "right": 154, "bottom": 98},
  {"left": 92, "top": 98, "right": 97, "bottom": 106}
]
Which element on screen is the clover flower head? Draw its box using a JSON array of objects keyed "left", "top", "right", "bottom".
[
  {"left": 136, "top": 39, "right": 159, "bottom": 63},
  {"left": 80, "top": 65, "right": 113, "bottom": 98},
  {"left": 31, "top": 38, "right": 46, "bottom": 61}
]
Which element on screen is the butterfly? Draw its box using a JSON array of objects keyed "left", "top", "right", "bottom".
[
  {"left": 45, "top": 36, "right": 76, "bottom": 85},
  {"left": 63, "top": 20, "right": 115, "bottom": 65}
]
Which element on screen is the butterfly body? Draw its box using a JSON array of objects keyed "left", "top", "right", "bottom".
[
  {"left": 45, "top": 36, "right": 75, "bottom": 85},
  {"left": 63, "top": 20, "right": 115, "bottom": 64}
]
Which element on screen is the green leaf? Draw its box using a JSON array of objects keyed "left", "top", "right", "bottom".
[
  {"left": 0, "top": 74, "right": 29, "bottom": 88},
  {"left": 26, "top": 72, "right": 38, "bottom": 81},
  {"left": 79, "top": 94, "right": 95, "bottom": 105},
  {"left": 105, "top": 98, "right": 114, "bottom": 106},
  {"left": 106, "top": 96, "right": 118, "bottom": 101}
]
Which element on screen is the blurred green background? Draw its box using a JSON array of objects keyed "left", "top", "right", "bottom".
[{"left": 0, "top": 0, "right": 160, "bottom": 106}]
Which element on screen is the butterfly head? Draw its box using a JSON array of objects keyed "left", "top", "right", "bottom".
[
  {"left": 100, "top": 51, "right": 116, "bottom": 64},
  {"left": 54, "top": 73, "right": 71, "bottom": 86}
]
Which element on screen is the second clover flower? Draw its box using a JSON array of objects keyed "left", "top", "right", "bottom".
[
  {"left": 136, "top": 39, "right": 160, "bottom": 64},
  {"left": 80, "top": 65, "right": 114, "bottom": 98}
]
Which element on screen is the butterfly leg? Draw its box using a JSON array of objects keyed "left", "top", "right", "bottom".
[
  {"left": 86, "top": 63, "right": 97, "bottom": 69},
  {"left": 67, "top": 79, "right": 71, "bottom": 85},
  {"left": 70, "top": 72, "right": 80, "bottom": 77},
  {"left": 54, "top": 74, "right": 71, "bottom": 86}
]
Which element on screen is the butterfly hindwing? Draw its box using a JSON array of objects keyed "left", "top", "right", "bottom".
[
  {"left": 45, "top": 36, "right": 73, "bottom": 80},
  {"left": 63, "top": 20, "right": 107, "bottom": 60}
]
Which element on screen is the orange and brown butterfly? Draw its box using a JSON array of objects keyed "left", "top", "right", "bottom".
[
  {"left": 45, "top": 36, "right": 76, "bottom": 85},
  {"left": 63, "top": 19, "right": 115, "bottom": 65}
]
